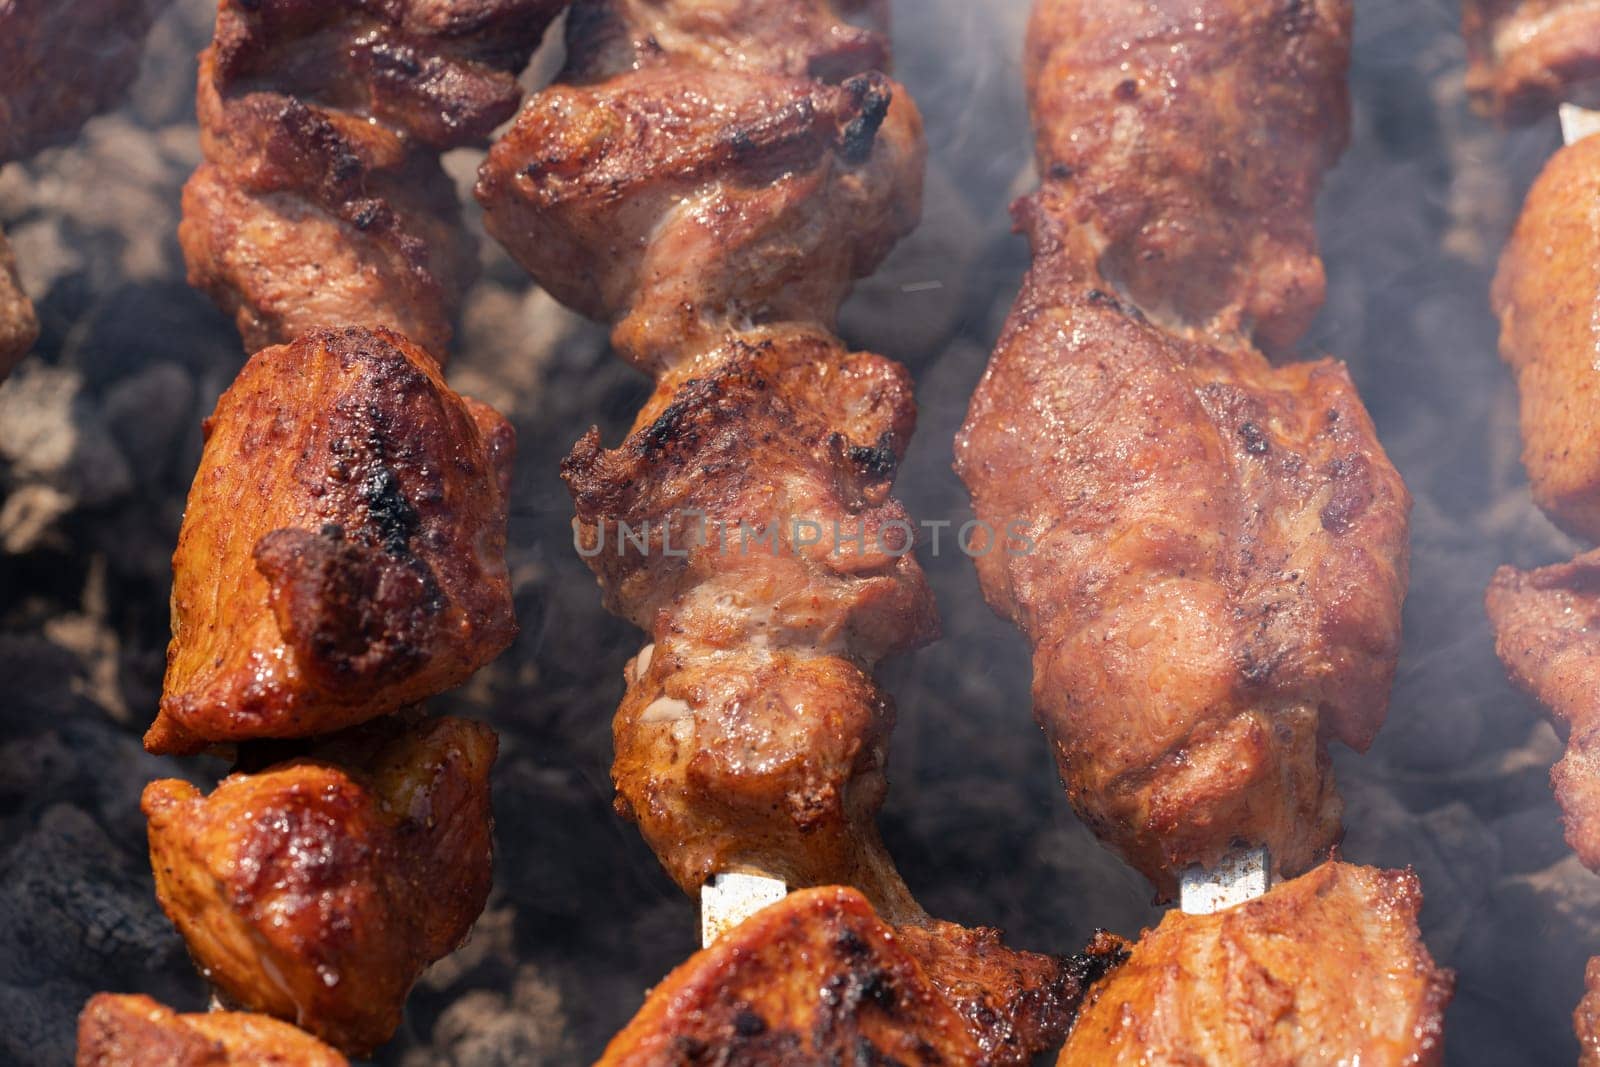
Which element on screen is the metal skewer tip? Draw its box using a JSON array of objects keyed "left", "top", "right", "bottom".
[
  {"left": 700, "top": 872, "right": 787, "bottom": 946},
  {"left": 1178, "top": 846, "right": 1270, "bottom": 915},
  {"left": 1559, "top": 103, "right": 1600, "bottom": 145}
]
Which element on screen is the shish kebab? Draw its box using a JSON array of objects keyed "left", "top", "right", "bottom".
[
  {"left": 77, "top": 0, "right": 569, "bottom": 1061},
  {"left": 476, "top": 0, "right": 1113, "bottom": 1059},
  {"left": 958, "top": 0, "right": 1410, "bottom": 908},
  {"left": 960, "top": 0, "right": 1453, "bottom": 1062},
  {"left": 1467, "top": 2, "right": 1600, "bottom": 1061}
]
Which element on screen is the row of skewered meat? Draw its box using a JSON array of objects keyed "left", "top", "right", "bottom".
[
  {"left": 5, "top": 0, "right": 1563, "bottom": 1061},
  {"left": 1465, "top": 1, "right": 1600, "bottom": 1061},
  {"left": 76, "top": 0, "right": 563, "bottom": 1062}
]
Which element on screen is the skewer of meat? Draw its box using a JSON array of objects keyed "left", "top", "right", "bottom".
[
  {"left": 179, "top": 0, "right": 565, "bottom": 357},
  {"left": 79, "top": 2, "right": 560, "bottom": 1059},
  {"left": 957, "top": 2, "right": 1452, "bottom": 1061},
  {"left": 1468, "top": 2, "right": 1600, "bottom": 1052},
  {"left": 476, "top": 1, "right": 1102, "bottom": 1060},
  {"left": 956, "top": 0, "right": 1411, "bottom": 904}
]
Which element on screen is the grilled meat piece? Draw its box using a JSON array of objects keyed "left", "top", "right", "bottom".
[
  {"left": 0, "top": 230, "right": 37, "bottom": 380},
  {"left": 957, "top": 198, "right": 1409, "bottom": 898},
  {"left": 1025, "top": 0, "right": 1353, "bottom": 354},
  {"left": 181, "top": 0, "right": 565, "bottom": 354},
  {"left": 957, "top": 0, "right": 1408, "bottom": 900},
  {"left": 0, "top": 0, "right": 172, "bottom": 163},
  {"left": 1580, "top": 957, "right": 1600, "bottom": 1067},
  {"left": 1463, "top": 0, "right": 1600, "bottom": 122},
  {"left": 478, "top": 0, "right": 933, "bottom": 915},
  {"left": 599, "top": 887, "right": 1117, "bottom": 1067},
  {"left": 142, "top": 714, "right": 497, "bottom": 1057},
  {"left": 1490, "top": 134, "right": 1600, "bottom": 542},
  {"left": 1059, "top": 862, "right": 1452, "bottom": 1065},
  {"left": 77, "top": 993, "right": 347, "bottom": 1066},
  {"left": 1486, "top": 550, "right": 1600, "bottom": 870},
  {"left": 148, "top": 326, "right": 515, "bottom": 755},
  {"left": 477, "top": 63, "right": 923, "bottom": 374},
  {"left": 574, "top": 326, "right": 934, "bottom": 921}
]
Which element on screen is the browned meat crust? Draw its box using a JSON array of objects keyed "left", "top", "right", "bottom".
[
  {"left": 479, "top": 0, "right": 931, "bottom": 917},
  {"left": 481, "top": 4, "right": 1084, "bottom": 1058},
  {"left": 1463, "top": 0, "right": 1600, "bottom": 122},
  {"left": 1486, "top": 550, "right": 1600, "bottom": 870},
  {"left": 148, "top": 326, "right": 515, "bottom": 755},
  {"left": 0, "top": 230, "right": 37, "bottom": 380},
  {"left": 1491, "top": 135, "right": 1600, "bottom": 542},
  {"left": 180, "top": 0, "right": 565, "bottom": 355},
  {"left": 598, "top": 887, "right": 1121, "bottom": 1066},
  {"left": 1025, "top": 0, "right": 1353, "bottom": 355},
  {"left": 77, "top": 993, "right": 348, "bottom": 1066},
  {"left": 0, "top": 0, "right": 172, "bottom": 163},
  {"left": 1579, "top": 957, "right": 1600, "bottom": 1066},
  {"left": 956, "top": 0, "right": 1409, "bottom": 899},
  {"left": 142, "top": 714, "right": 497, "bottom": 1057},
  {"left": 1059, "top": 863, "right": 1453, "bottom": 1065}
]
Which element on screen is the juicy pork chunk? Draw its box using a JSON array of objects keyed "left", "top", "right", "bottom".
[
  {"left": 477, "top": 0, "right": 933, "bottom": 915},
  {"left": 1463, "top": 0, "right": 1600, "bottom": 121},
  {"left": 1487, "top": 550, "right": 1600, "bottom": 871},
  {"left": 481, "top": 4, "right": 1083, "bottom": 1057},
  {"left": 0, "top": 0, "right": 172, "bottom": 163},
  {"left": 0, "top": 230, "right": 37, "bottom": 380},
  {"left": 957, "top": 0, "right": 1409, "bottom": 900},
  {"left": 598, "top": 887, "right": 1120, "bottom": 1067},
  {"left": 1058, "top": 863, "right": 1452, "bottom": 1065},
  {"left": 1024, "top": 0, "right": 1353, "bottom": 355},
  {"left": 1491, "top": 133, "right": 1600, "bottom": 543},
  {"left": 142, "top": 714, "right": 497, "bottom": 1057},
  {"left": 77, "top": 993, "right": 347, "bottom": 1067},
  {"left": 148, "top": 326, "right": 515, "bottom": 755},
  {"left": 180, "top": 0, "right": 566, "bottom": 355}
]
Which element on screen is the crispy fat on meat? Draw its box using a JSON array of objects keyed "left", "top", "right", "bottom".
[
  {"left": 598, "top": 887, "right": 1119, "bottom": 1067},
  {"left": 1491, "top": 134, "right": 1600, "bottom": 543},
  {"left": 181, "top": 0, "right": 566, "bottom": 354},
  {"left": 142, "top": 715, "right": 497, "bottom": 1057},
  {"left": 77, "top": 993, "right": 348, "bottom": 1067},
  {"left": 1486, "top": 549, "right": 1600, "bottom": 871},
  {"left": 148, "top": 326, "right": 515, "bottom": 755},
  {"left": 1463, "top": 0, "right": 1600, "bottom": 121},
  {"left": 1024, "top": 0, "right": 1353, "bottom": 354},
  {"left": 1058, "top": 863, "right": 1453, "bottom": 1066}
]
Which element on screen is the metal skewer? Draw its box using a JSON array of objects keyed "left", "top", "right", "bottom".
[
  {"left": 700, "top": 872, "right": 788, "bottom": 946},
  {"left": 1178, "top": 846, "right": 1271, "bottom": 915}
]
